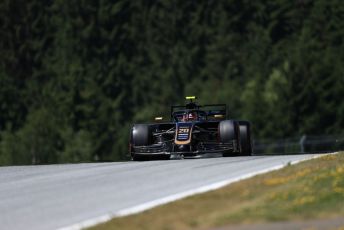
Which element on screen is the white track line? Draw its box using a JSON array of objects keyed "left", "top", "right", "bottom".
[{"left": 58, "top": 152, "right": 338, "bottom": 230}]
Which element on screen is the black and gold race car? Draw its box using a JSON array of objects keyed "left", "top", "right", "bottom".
[{"left": 129, "top": 96, "right": 253, "bottom": 160}]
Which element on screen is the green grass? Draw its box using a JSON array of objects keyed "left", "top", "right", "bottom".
[{"left": 90, "top": 152, "right": 344, "bottom": 230}]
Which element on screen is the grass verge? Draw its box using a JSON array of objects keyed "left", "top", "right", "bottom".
[{"left": 90, "top": 152, "right": 344, "bottom": 230}]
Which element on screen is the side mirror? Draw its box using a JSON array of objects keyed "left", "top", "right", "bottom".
[
  {"left": 214, "top": 114, "right": 224, "bottom": 118},
  {"left": 155, "top": 117, "right": 163, "bottom": 121}
]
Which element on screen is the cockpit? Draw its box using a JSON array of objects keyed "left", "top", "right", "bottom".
[{"left": 173, "top": 110, "right": 207, "bottom": 122}]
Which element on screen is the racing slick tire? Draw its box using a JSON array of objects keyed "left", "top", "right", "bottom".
[
  {"left": 219, "top": 120, "right": 240, "bottom": 157},
  {"left": 131, "top": 124, "right": 151, "bottom": 161},
  {"left": 132, "top": 154, "right": 149, "bottom": 161},
  {"left": 238, "top": 121, "right": 253, "bottom": 156},
  {"left": 131, "top": 124, "right": 170, "bottom": 161}
]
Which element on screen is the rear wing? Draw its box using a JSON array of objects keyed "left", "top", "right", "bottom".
[
  {"left": 170, "top": 104, "right": 227, "bottom": 121},
  {"left": 203, "top": 104, "right": 227, "bottom": 120}
]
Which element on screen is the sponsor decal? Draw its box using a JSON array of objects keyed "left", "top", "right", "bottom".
[
  {"left": 175, "top": 123, "right": 192, "bottom": 144},
  {"left": 177, "top": 127, "right": 190, "bottom": 140}
]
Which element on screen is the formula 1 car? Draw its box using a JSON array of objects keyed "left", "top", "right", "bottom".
[{"left": 129, "top": 96, "right": 253, "bottom": 160}]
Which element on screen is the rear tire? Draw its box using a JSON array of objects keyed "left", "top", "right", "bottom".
[
  {"left": 238, "top": 121, "right": 252, "bottom": 156},
  {"left": 219, "top": 120, "right": 240, "bottom": 157}
]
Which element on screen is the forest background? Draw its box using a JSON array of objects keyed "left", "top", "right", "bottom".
[{"left": 0, "top": 0, "right": 343, "bottom": 165}]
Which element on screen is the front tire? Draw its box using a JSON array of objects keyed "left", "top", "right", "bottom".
[
  {"left": 219, "top": 120, "right": 240, "bottom": 157},
  {"left": 132, "top": 154, "right": 150, "bottom": 161},
  {"left": 131, "top": 124, "right": 151, "bottom": 161}
]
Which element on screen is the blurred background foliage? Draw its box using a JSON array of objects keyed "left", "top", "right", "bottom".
[{"left": 0, "top": 0, "right": 343, "bottom": 165}]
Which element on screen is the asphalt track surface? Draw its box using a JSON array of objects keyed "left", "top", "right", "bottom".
[{"left": 0, "top": 154, "right": 324, "bottom": 230}]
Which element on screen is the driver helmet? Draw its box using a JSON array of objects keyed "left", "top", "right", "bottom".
[
  {"left": 182, "top": 111, "right": 197, "bottom": 121},
  {"left": 188, "top": 112, "right": 195, "bottom": 120}
]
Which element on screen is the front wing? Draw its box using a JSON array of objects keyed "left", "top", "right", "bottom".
[{"left": 132, "top": 139, "right": 239, "bottom": 156}]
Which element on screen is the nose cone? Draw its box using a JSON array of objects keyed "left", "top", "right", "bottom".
[
  {"left": 178, "top": 145, "right": 191, "bottom": 152},
  {"left": 175, "top": 122, "right": 192, "bottom": 145}
]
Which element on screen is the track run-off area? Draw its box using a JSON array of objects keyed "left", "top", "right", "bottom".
[{"left": 0, "top": 154, "right": 328, "bottom": 230}]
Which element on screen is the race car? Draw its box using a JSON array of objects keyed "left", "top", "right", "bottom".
[{"left": 129, "top": 96, "right": 253, "bottom": 160}]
